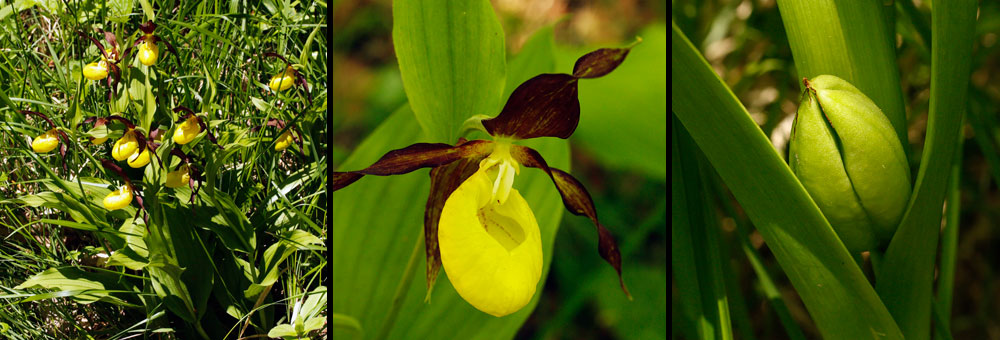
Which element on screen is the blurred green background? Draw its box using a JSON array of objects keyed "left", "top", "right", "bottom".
[
  {"left": 332, "top": 0, "right": 667, "bottom": 338},
  {"left": 675, "top": 0, "right": 1000, "bottom": 338}
]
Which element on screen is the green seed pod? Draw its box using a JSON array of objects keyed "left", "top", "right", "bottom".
[{"left": 788, "top": 75, "right": 911, "bottom": 254}]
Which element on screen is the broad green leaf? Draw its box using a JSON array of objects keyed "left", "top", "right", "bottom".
[
  {"left": 876, "top": 2, "right": 977, "bottom": 339},
  {"left": 332, "top": 104, "right": 568, "bottom": 339},
  {"left": 671, "top": 22, "right": 902, "bottom": 339},
  {"left": 560, "top": 24, "right": 667, "bottom": 181},
  {"left": 107, "top": 246, "right": 149, "bottom": 270},
  {"left": 392, "top": 0, "right": 506, "bottom": 143},
  {"left": 672, "top": 121, "right": 731, "bottom": 339},
  {"left": 107, "top": 0, "right": 132, "bottom": 23},
  {"left": 148, "top": 254, "right": 197, "bottom": 323},
  {"left": 15, "top": 267, "right": 137, "bottom": 306},
  {"left": 268, "top": 317, "right": 324, "bottom": 339}
]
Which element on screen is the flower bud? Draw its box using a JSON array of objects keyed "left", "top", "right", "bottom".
[
  {"left": 32, "top": 129, "right": 60, "bottom": 153},
  {"left": 788, "top": 75, "right": 911, "bottom": 253}
]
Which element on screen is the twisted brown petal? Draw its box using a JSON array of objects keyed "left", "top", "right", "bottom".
[
  {"left": 422, "top": 141, "right": 485, "bottom": 302},
  {"left": 510, "top": 144, "right": 631, "bottom": 299}
]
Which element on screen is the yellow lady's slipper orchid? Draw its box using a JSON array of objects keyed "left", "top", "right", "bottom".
[
  {"left": 437, "top": 142, "right": 541, "bottom": 317},
  {"left": 103, "top": 185, "right": 132, "bottom": 210},
  {"left": 83, "top": 61, "right": 109, "bottom": 80},
  {"left": 127, "top": 147, "right": 151, "bottom": 168},
  {"left": 112, "top": 130, "right": 139, "bottom": 161},
  {"left": 31, "top": 129, "right": 60, "bottom": 153},
  {"left": 173, "top": 115, "right": 202, "bottom": 145},
  {"left": 137, "top": 40, "right": 159, "bottom": 66},
  {"left": 165, "top": 164, "right": 191, "bottom": 188},
  {"left": 269, "top": 66, "right": 296, "bottom": 92},
  {"left": 275, "top": 130, "right": 295, "bottom": 151},
  {"left": 332, "top": 43, "right": 639, "bottom": 317}
]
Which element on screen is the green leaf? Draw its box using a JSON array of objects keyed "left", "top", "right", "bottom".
[
  {"left": 672, "top": 121, "right": 731, "bottom": 339},
  {"left": 561, "top": 24, "right": 667, "bottom": 181},
  {"left": 245, "top": 229, "right": 323, "bottom": 298},
  {"left": 392, "top": 0, "right": 506, "bottom": 143},
  {"left": 107, "top": 246, "right": 149, "bottom": 270},
  {"left": 875, "top": 2, "right": 977, "bottom": 339},
  {"left": 107, "top": 0, "right": 133, "bottom": 23},
  {"left": 15, "top": 267, "right": 137, "bottom": 306},
  {"left": 671, "top": 22, "right": 902, "bottom": 339},
  {"left": 332, "top": 104, "right": 568, "bottom": 339}
]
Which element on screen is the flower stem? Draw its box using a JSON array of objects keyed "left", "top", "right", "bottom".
[{"left": 375, "top": 232, "right": 423, "bottom": 340}]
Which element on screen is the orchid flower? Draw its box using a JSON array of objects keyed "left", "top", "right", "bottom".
[
  {"left": 124, "top": 21, "right": 177, "bottom": 66},
  {"left": 171, "top": 106, "right": 221, "bottom": 147},
  {"left": 77, "top": 29, "right": 125, "bottom": 99},
  {"left": 264, "top": 53, "right": 312, "bottom": 104},
  {"left": 102, "top": 116, "right": 163, "bottom": 169},
  {"left": 334, "top": 43, "right": 638, "bottom": 316},
  {"left": 20, "top": 110, "right": 70, "bottom": 157}
]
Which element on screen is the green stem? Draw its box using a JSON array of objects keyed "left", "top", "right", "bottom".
[{"left": 375, "top": 232, "right": 423, "bottom": 340}]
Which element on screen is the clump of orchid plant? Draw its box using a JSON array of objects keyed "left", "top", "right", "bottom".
[{"left": 334, "top": 43, "right": 637, "bottom": 317}]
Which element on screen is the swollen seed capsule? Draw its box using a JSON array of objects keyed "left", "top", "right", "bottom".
[{"left": 788, "top": 75, "right": 911, "bottom": 254}]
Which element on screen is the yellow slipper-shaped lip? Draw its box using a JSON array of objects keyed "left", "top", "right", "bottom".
[
  {"left": 32, "top": 129, "right": 60, "bottom": 153},
  {"left": 103, "top": 185, "right": 133, "bottom": 210},
  {"left": 438, "top": 169, "right": 542, "bottom": 317}
]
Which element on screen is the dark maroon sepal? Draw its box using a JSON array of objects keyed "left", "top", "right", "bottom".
[
  {"left": 139, "top": 21, "right": 156, "bottom": 34},
  {"left": 511, "top": 144, "right": 631, "bottom": 299},
  {"left": 572, "top": 47, "right": 632, "bottom": 79},
  {"left": 480, "top": 42, "right": 637, "bottom": 140},
  {"left": 482, "top": 74, "right": 579, "bottom": 139},
  {"left": 332, "top": 140, "right": 495, "bottom": 192}
]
